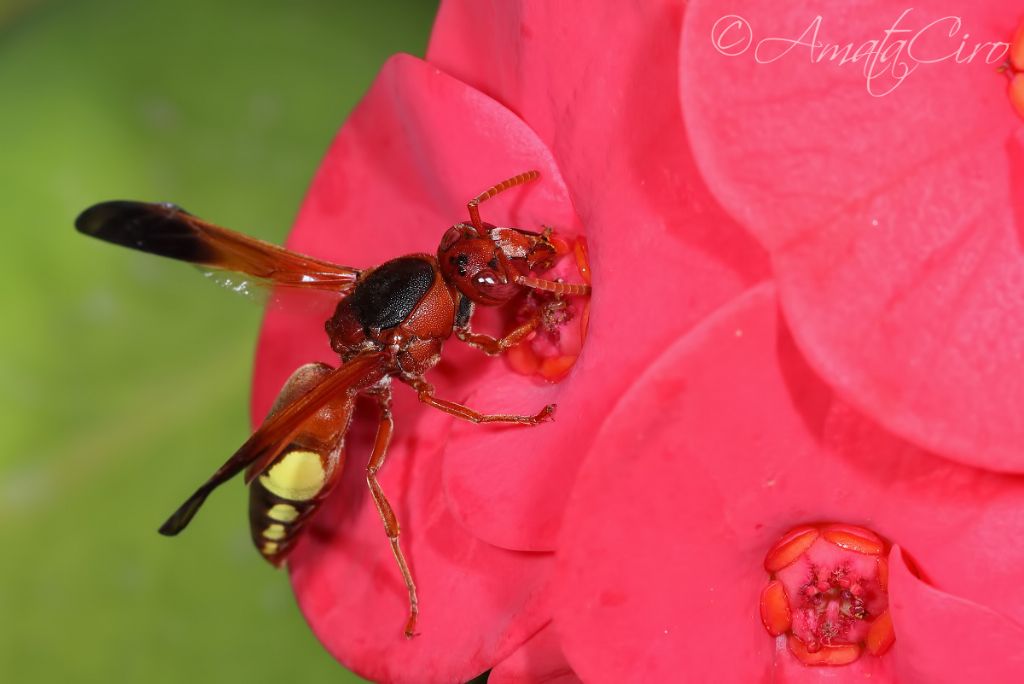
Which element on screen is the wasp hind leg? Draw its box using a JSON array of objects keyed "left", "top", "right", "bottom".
[{"left": 365, "top": 386, "right": 419, "bottom": 638}]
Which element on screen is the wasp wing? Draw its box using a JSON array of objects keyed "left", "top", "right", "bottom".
[
  {"left": 75, "top": 201, "right": 361, "bottom": 292},
  {"left": 158, "top": 352, "right": 387, "bottom": 536}
]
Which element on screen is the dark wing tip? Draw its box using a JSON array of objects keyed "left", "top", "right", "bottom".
[
  {"left": 75, "top": 201, "right": 208, "bottom": 262},
  {"left": 157, "top": 521, "right": 184, "bottom": 537},
  {"left": 75, "top": 201, "right": 122, "bottom": 236},
  {"left": 157, "top": 487, "right": 211, "bottom": 536},
  {"left": 76, "top": 200, "right": 157, "bottom": 235}
]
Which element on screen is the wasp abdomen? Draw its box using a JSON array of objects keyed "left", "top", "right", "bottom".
[
  {"left": 245, "top": 362, "right": 354, "bottom": 566},
  {"left": 248, "top": 446, "right": 344, "bottom": 566}
]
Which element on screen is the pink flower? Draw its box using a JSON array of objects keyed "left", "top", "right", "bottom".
[
  {"left": 251, "top": 16, "right": 763, "bottom": 676},
  {"left": 549, "top": 2, "right": 1024, "bottom": 681},
  {"left": 251, "top": 56, "right": 568, "bottom": 683},
  {"left": 553, "top": 285, "right": 1024, "bottom": 682},
  {"left": 251, "top": 0, "right": 1024, "bottom": 681}
]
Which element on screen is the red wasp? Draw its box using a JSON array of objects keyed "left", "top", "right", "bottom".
[{"left": 74, "top": 171, "right": 590, "bottom": 637}]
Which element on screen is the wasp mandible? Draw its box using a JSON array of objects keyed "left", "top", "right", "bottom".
[{"left": 75, "top": 171, "right": 591, "bottom": 637}]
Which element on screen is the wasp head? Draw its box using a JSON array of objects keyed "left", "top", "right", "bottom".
[{"left": 437, "top": 223, "right": 565, "bottom": 306}]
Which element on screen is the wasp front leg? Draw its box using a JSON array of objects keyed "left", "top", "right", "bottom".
[
  {"left": 456, "top": 288, "right": 575, "bottom": 360},
  {"left": 455, "top": 313, "right": 543, "bottom": 356},
  {"left": 365, "top": 386, "right": 419, "bottom": 638}
]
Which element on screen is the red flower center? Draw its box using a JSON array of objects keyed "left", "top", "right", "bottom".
[
  {"left": 506, "top": 237, "right": 591, "bottom": 382},
  {"left": 1003, "top": 18, "right": 1024, "bottom": 119},
  {"left": 759, "top": 523, "right": 895, "bottom": 666}
]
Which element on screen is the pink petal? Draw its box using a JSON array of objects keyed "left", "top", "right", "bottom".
[
  {"left": 490, "top": 622, "right": 581, "bottom": 684},
  {"left": 770, "top": 640, "right": 892, "bottom": 683},
  {"left": 554, "top": 283, "right": 1024, "bottom": 680},
  {"left": 253, "top": 54, "right": 569, "bottom": 679},
  {"left": 430, "top": 0, "right": 770, "bottom": 551},
  {"left": 889, "top": 546, "right": 1024, "bottom": 683},
  {"left": 553, "top": 286, "right": 792, "bottom": 683},
  {"left": 680, "top": 1, "right": 1024, "bottom": 472}
]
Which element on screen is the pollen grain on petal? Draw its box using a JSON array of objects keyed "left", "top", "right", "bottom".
[
  {"left": 865, "top": 608, "right": 895, "bottom": 656},
  {"left": 820, "top": 523, "right": 885, "bottom": 556},
  {"left": 759, "top": 580, "right": 792, "bottom": 636},
  {"left": 1003, "top": 19, "right": 1024, "bottom": 120},
  {"left": 764, "top": 525, "right": 819, "bottom": 572},
  {"left": 573, "top": 238, "right": 592, "bottom": 285}
]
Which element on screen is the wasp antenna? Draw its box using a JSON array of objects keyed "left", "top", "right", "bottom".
[
  {"left": 515, "top": 275, "right": 591, "bottom": 297},
  {"left": 467, "top": 170, "right": 541, "bottom": 230}
]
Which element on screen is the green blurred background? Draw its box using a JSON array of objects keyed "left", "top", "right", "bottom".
[{"left": 0, "top": 1, "right": 436, "bottom": 681}]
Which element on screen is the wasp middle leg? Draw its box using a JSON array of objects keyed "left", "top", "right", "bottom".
[
  {"left": 455, "top": 312, "right": 543, "bottom": 355},
  {"left": 405, "top": 377, "right": 555, "bottom": 425}
]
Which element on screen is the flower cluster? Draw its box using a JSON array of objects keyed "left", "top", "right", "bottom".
[{"left": 252, "top": 1, "right": 1024, "bottom": 682}]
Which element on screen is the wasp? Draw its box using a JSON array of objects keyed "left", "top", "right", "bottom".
[{"left": 75, "top": 171, "right": 591, "bottom": 637}]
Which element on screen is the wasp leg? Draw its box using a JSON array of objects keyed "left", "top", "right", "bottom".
[
  {"left": 405, "top": 377, "right": 555, "bottom": 425},
  {"left": 455, "top": 312, "right": 542, "bottom": 356},
  {"left": 366, "top": 386, "right": 419, "bottom": 638}
]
